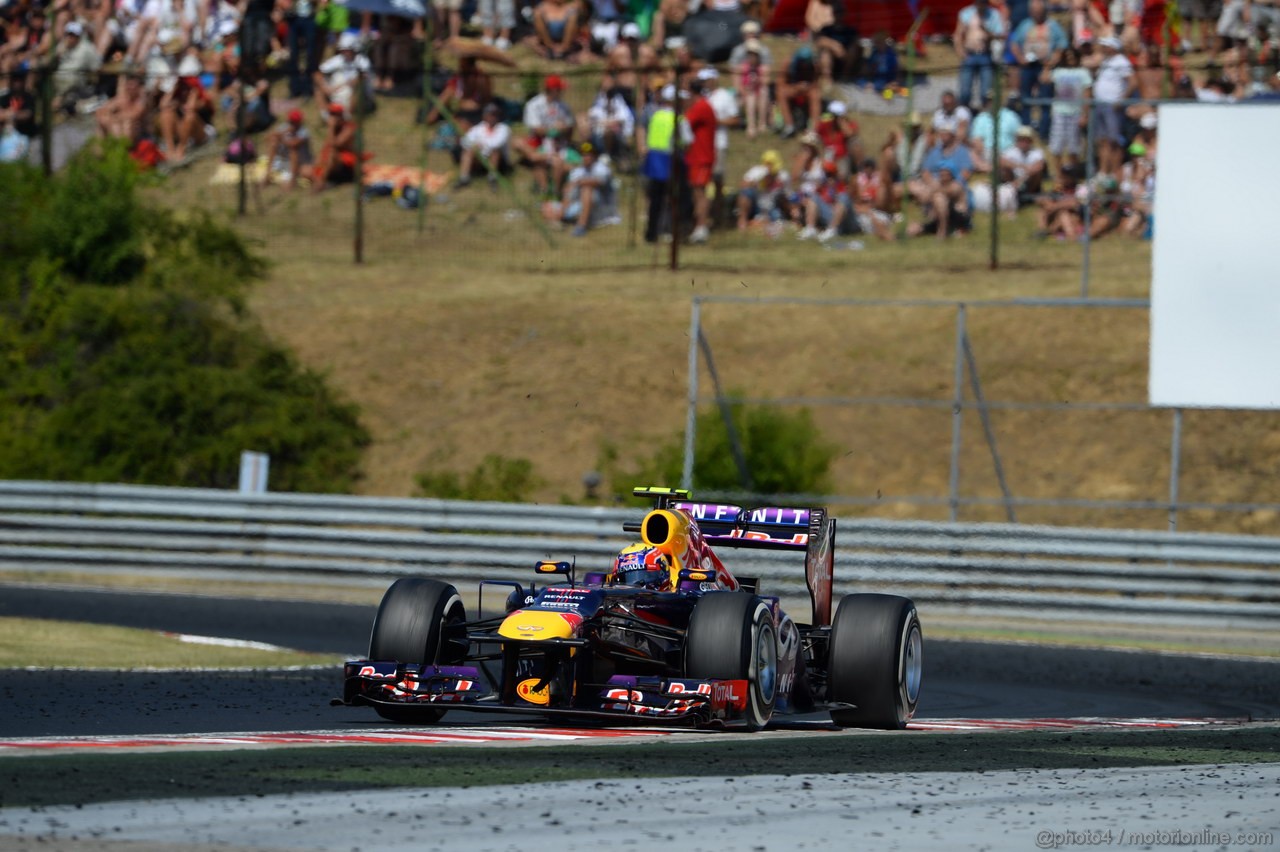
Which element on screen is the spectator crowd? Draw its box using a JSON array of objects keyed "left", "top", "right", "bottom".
[{"left": 2, "top": 0, "right": 1276, "bottom": 245}]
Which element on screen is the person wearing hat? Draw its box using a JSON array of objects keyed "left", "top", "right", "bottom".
[
  {"left": 544, "top": 141, "right": 619, "bottom": 236},
  {"left": 736, "top": 149, "right": 792, "bottom": 231},
  {"left": 53, "top": 20, "right": 102, "bottom": 113},
  {"left": 456, "top": 102, "right": 512, "bottom": 189},
  {"left": 523, "top": 75, "right": 575, "bottom": 139},
  {"left": 0, "top": 105, "right": 30, "bottom": 164},
  {"left": 736, "top": 38, "right": 772, "bottom": 138},
  {"left": 264, "top": 108, "right": 314, "bottom": 190},
  {"left": 640, "top": 83, "right": 679, "bottom": 242},
  {"left": 315, "top": 31, "right": 374, "bottom": 115},
  {"left": 1092, "top": 35, "right": 1134, "bottom": 177},
  {"left": 698, "top": 66, "right": 740, "bottom": 226},
  {"left": 605, "top": 21, "right": 658, "bottom": 109},
  {"left": 815, "top": 99, "right": 859, "bottom": 177},
  {"left": 729, "top": 20, "right": 775, "bottom": 70},
  {"left": 999, "top": 125, "right": 1046, "bottom": 204}
]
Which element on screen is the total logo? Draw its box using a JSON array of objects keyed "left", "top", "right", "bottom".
[{"left": 710, "top": 680, "right": 747, "bottom": 710}]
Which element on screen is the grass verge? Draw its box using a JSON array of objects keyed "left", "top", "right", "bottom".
[
  {"left": 1, "top": 726, "right": 1277, "bottom": 808},
  {"left": 0, "top": 618, "right": 340, "bottom": 670}
]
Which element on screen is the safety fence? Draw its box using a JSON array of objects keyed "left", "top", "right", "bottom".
[{"left": 2, "top": 480, "right": 1278, "bottom": 626}]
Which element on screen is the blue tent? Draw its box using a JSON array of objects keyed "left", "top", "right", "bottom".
[{"left": 335, "top": 0, "right": 426, "bottom": 19}]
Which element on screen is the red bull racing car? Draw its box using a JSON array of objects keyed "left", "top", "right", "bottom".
[{"left": 336, "top": 487, "right": 923, "bottom": 730}]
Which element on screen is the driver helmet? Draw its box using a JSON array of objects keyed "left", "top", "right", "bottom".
[{"left": 610, "top": 543, "right": 672, "bottom": 590}]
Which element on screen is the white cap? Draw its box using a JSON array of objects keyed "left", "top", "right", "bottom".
[
  {"left": 696, "top": 67, "right": 719, "bottom": 81},
  {"left": 64, "top": 20, "right": 84, "bottom": 36},
  {"left": 827, "top": 100, "right": 847, "bottom": 116},
  {"left": 338, "top": 31, "right": 359, "bottom": 51},
  {"left": 177, "top": 54, "right": 202, "bottom": 76},
  {"left": 1139, "top": 111, "right": 1158, "bottom": 129},
  {"left": 1098, "top": 35, "right": 1121, "bottom": 49},
  {"left": 665, "top": 35, "right": 687, "bottom": 50},
  {"left": 661, "top": 83, "right": 676, "bottom": 101},
  {"left": 741, "top": 20, "right": 761, "bottom": 35},
  {"left": 621, "top": 21, "right": 641, "bottom": 38}
]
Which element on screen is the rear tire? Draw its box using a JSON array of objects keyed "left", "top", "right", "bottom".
[
  {"left": 368, "top": 577, "right": 466, "bottom": 724},
  {"left": 685, "top": 592, "right": 777, "bottom": 731},
  {"left": 827, "top": 593, "right": 922, "bottom": 730}
]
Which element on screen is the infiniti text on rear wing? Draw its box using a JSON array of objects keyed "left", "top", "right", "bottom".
[{"left": 673, "top": 501, "right": 835, "bottom": 628}]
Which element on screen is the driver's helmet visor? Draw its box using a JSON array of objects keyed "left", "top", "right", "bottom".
[{"left": 616, "top": 566, "right": 668, "bottom": 587}]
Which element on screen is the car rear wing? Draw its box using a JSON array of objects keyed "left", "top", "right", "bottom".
[{"left": 629, "top": 488, "right": 835, "bottom": 627}]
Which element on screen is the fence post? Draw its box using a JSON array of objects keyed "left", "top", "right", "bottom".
[
  {"left": 1080, "top": 97, "right": 1095, "bottom": 298},
  {"left": 670, "top": 66, "right": 685, "bottom": 271},
  {"left": 989, "top": 57, "right": 1002, "bottom": 270},
  {"left": 681, "top": 298, "right": 701, "bottom": 490},
  {"left": 354, "top": 62, "right": 366, "bottom": 264},
  {"left": 1169, "top": 408, "right": 1183, "bottom": 531},
  {"left": 949, "top": 304, "right": 967, "bottom": 522}
]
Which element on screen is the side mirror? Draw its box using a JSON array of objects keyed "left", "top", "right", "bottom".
[{"left": 535, "top": 560, "right": 575, "bottom": 584}]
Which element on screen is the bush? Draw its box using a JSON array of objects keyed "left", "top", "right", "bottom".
[
  {"left": 0, "top": 142, "right": 369, "bottom": 492},
  {"left": 414, "top": 454, "right": 544, "bottom": 502},
  {"left": 611, "top": 398, "right": 838, "bottom": 498}
]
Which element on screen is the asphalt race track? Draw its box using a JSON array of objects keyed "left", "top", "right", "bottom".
[{"left": 2, "top": 586, "right": 1278, "bottom": 738}]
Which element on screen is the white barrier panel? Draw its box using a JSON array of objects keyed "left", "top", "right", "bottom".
[{"left": 1150, "top": 104, "right": 1280, "bottom": 409}]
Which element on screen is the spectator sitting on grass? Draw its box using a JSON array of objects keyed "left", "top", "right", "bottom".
[
  {"left": 156, "top": 53, "right": 215, "bottom": 164},
  {"left": 542, "top": 141, "right": 618, "bottom": 236},
  {"left": 968, "top": 93, "right": 1021, "bottom": 172},
  {"left": 907, "top": 165, "right": 971, "bottom": 239},
  {"left": 456, "top": 102, "right": 512, "bottom": 189},
  {"left": 424, "top": 55, "right": 492, "bottom": 132},
  {"left": 311, "top": 102, "right": 361, "bottom": 193},
  {"left": 528, "top": 0, "right": 582, "bottom": 61},
  {"left": 582, "top": 80, "right": 635, "bottom": 161},
  {"left": 52, "top": 21, "right": 101, "bottom": 114},
  {"left": 605, "top": 23, "right": 658, "bottom": 107},
  {"left": 264, "top": 108, "right": 314, "bottom": 190},
  {"left": 736, "top": 39, "right": 772, "bottom": 139},
  {"left": 815, "top": 100, "right": 859, "bottom": 176},
  {"left": 736, "top": 149, "right": 792, "bottom": 231},
  {"left": 1036, "top": 163, "right": 1086, "bottom": 240},
  {"left": 999, "top": 125, "right": 1046, "bottom": 205},
  {"left": 95, "top": 72, "right": 150, "bottom": 146},
  {"left": 796, "top": 160, "right": 851, "bottom": 241},
  {"left": 778, "top": 45, "right": 822, "bottom": 137},
  {"left": 932, "top": 90, "right": 973, "bottom": 142}
]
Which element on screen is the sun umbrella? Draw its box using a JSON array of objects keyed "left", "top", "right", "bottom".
[{"left": 334, "top": 0, "right": 426, "bottom": 19}]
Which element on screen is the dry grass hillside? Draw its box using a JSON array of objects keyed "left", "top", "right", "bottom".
[{"left": 150, "top": 84, "right": 1280, "bottom": 535}]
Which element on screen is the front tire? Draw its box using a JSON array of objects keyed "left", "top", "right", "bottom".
[
  {"left": 827, "top": 593, "right": 922, "bottom": 729},
  {"left": 368, "top": 577, "right": 466, "bottom": 724},
  {"left": 685, "top": 592, "right": 778, "bottom": 731}
]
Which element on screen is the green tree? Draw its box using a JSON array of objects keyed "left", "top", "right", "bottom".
[
  {"left": 414, "top": 454, "right": 544, "bottom": 502},
  {"left": 612, "top": 399, "right": 838, "bottom": 498},
  {"left": 0, "top": 144, "right": 368, "bottom": 491}
]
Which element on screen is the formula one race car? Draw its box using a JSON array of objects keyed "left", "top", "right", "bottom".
[{"left": 336, "top": 487, "right": 922, "bottom": 730}]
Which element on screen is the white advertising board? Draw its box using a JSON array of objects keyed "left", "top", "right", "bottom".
[{"left": 1149, "top": 104, "right": 1280, "bottom": 409}]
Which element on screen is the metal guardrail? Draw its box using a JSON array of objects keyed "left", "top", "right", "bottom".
[{"left": 0, "top": 480, "right": 1278, "bottom": 626}]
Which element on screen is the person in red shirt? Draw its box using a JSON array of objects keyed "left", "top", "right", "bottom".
[
  {"left": 683, "top": 77, "right": 717, "bottom": 244},
  {"left": 815, "top": 100, "right": 860, "bottom": 177}
]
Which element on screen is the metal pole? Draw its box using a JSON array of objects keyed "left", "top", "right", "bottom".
[
  {"left": 948, "top": 304, "right": 967, "bottom": 522},
  {"left": 417, "top": 14, "right": 435, "bottom": 235},
  {"left": 989, "top": 55, "right": 1002, "bottom": 270},
  {"left": 669, "top": 61, "right": 683, "bottom": 272},
  {"left": 237, "top": 78, "right": 247, "bottom": 216},
  {"left": 1169, "top": 407, "right": 1183, "bottom": 531},
  {"left": 39, "top": 66, "right": 53, "bottom": 176},
  {"left": 354, "top": 63, "right": 366, "bottom": 264},
  {"left": 698, "top": 328, "right": 753, "bottom": 490},
  {"left": 681, "top": 298, "right": 701, "bottom": 490},
  {"left": 1080, "top": 98, "right": 1095, "bottom": 299},
  {"left": 898, "top": 12, "right": 927, "bottom": 240}
]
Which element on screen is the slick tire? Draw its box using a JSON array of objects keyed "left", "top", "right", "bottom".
[
  {"left": 827, "top": 593, "right": 922, "bottom": 730},
  {"left": 685, "top": 592, "right": 778, "bottom": 731},
  {"left": 368, "top": 577, "right": 466, "bottom": 724}
]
